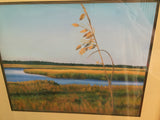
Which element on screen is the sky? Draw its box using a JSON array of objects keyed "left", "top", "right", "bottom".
[{"left": 0, "top": 2, "right": 157, "bottom": 66}]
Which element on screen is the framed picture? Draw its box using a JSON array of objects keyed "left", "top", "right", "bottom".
[{"left": 0, "top": 0, "right": 160, "bottom": 120}]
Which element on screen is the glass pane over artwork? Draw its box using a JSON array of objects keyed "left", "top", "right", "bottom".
[{"left": 0, "top": 1, "right": 158, "bottom": 116}]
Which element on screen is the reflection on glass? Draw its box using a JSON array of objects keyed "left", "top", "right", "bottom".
[{"left": 0, "top": 2, "right": 157, "bottom": 116}]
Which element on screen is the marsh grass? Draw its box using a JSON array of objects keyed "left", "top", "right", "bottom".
[
  {"left": 24, "top": 69, "right": 145, "bottom": 82},
  {"left": 8, "top": 80, "right": 142, "bottom": 116}
]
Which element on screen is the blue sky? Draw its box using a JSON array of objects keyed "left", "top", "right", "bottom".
[{"left": 0, "top": 2, "right": 157, "bottom": 66}]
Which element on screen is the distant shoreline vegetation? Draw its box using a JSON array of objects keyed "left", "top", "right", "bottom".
[{"left": 2, "top": 60, "right": 146, "bottom": 69}]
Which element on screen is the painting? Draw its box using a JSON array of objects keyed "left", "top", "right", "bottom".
[{"left": 0, "top": 2, "right": 158, "bottom": 116}]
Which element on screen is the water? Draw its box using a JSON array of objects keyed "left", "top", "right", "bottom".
[{"left": 4, "top": 68, "right": 143, "bottom": 86}]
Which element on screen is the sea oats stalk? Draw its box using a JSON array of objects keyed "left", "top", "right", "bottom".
[{"left": 72, "top": 4, "right": 115, "bottom": 113}]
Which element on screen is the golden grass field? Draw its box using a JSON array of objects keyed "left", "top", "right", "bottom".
[
  {"left": 24, "top": 68, "right": 145, "bottom": 76},
  {"left": 8, "top": 80, "right": 143, "bottom": 116},
  {"left": 3, "top": 63, "right": 146, "bottom": 81},
  {"left": 23, "top": 66, "right": 145, "bottom": 81},
  {"left": 4, "top": 63, "right": 145, "bottom": 116}
]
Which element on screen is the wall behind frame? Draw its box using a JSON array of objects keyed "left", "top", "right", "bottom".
[{"left": 0, "top": 1, "right": 160, "bottom": 120}]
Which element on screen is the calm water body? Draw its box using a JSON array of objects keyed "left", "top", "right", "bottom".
[{"left": 4, "top": 68, "right": 143, "bottom": 86}]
